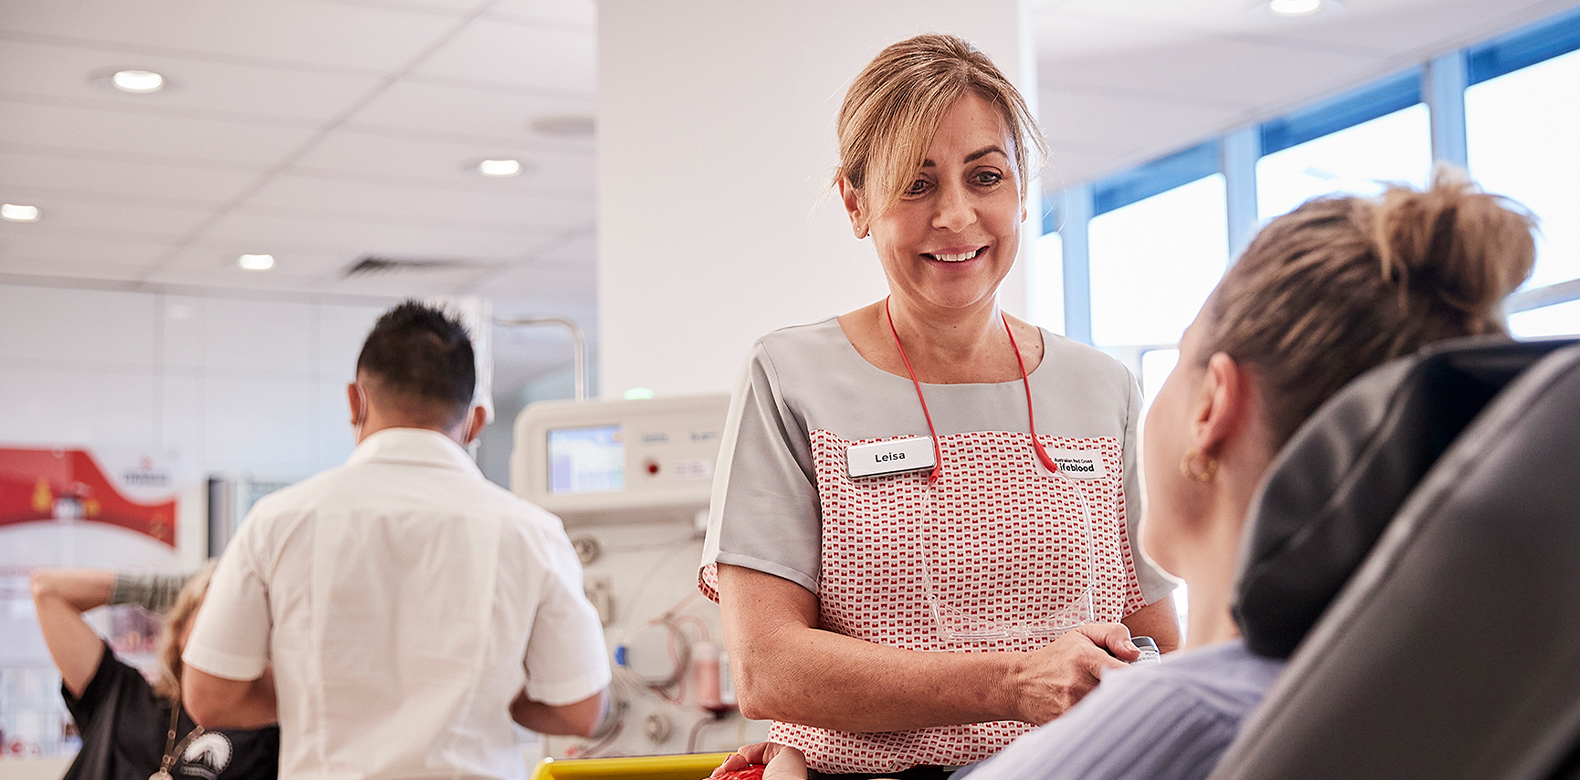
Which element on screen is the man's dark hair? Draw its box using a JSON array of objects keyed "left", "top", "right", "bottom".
[{"left": 356, "top": 301, "right": 475, "bottom": 423}]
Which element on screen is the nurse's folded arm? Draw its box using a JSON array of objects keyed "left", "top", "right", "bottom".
[
  {"left": 720, "top": 564, "right": 1139, "bottom": 730},
  {"left": 182, "top": 664, "right": 278, "bottom": 730}
]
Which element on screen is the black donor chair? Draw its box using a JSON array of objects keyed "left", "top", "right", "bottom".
[{"left": 1206, "top": 336, "right": 1580, "bottom": 780}]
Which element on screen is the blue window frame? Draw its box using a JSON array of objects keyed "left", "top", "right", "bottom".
[
  {"left": 1259, "top": 68, "right": 1421, "bottom": 157},
  {"left": 1467, "top": 5, "right": 1580, "bottom": 86},
  {"left": 1092, "top": 140, "right": 1220, "bottom": 217}
]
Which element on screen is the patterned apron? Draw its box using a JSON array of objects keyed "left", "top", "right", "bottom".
[{"left": 760, "top": 428, "right": 1143, "bottom": 774}]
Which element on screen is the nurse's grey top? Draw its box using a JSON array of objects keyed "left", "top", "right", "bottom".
[
  {"left": 699, "top": 316, "right": 1173, "bottom": 602},
  {"left": 697, "top": 317, "right": 1175, "bottom": 774}
]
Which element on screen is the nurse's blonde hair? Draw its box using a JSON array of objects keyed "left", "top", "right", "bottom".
[
  {"left": 835, "top": 33, "right": 1046, "bottom": 220},
  {"left": 154, "top": 561, "right": 217, "bottom": 702}
]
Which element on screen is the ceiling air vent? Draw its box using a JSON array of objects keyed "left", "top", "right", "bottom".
[{"left": 342, "top": 256, "right": 475, "bottom": 278}]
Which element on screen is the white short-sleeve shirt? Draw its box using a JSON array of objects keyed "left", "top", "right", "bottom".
[{"left": 184, "top": 428, "right": 610, "bottom": 780}]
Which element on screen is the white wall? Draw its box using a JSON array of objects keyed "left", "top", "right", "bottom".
[
  {"left": 0, "top": 282, "right": 386, "bottom": 563},
  {"left": 597, "top": 0, "right": 1038, "bottom": 398}
]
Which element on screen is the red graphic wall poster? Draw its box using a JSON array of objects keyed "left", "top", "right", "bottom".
[{"left": 0, "top": 447, "right": 177, "bottom": 547}]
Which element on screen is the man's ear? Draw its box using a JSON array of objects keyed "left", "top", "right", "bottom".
[
  {"left": 1193, "top": 352, "right": 1254, "bottom": 460},
  {"left": 464, "top": 405, "right": 488, "bottom": 446},
  {"left": 839, "top": 178, "right": 869, "bottom": 239},
  {"left": 346, "top": 383, "right": 362, "bottom": 426}
]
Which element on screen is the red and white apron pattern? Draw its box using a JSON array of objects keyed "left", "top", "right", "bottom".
[{"left": 775, "top": 429, "right": 1144, "bottom": 774}]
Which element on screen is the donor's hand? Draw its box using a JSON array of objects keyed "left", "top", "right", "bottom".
[{"left": 711, "top": 742, "right": 807, "bottom": 780}]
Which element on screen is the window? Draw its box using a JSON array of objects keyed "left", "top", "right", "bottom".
[
  {"left": 1140, "top": 348, "right": 1181, "bottom": 412},
  {"left": 1089, "top": 175, "right": 1228, "bottom": 348},
  {"left": 1509, "top": 300, "right": 1580, "bottom": 339},
  {"left": 1032, "top": 230, "right": 1065, "bottom": 337},
  {"left": 1257, "top": 104, "right": 1431, "bottom": 220},
  {"left": 1256, "top": 69, "right": 1430, "bottom": 221},
  {"left": 1034, "top": 6, "right": 1580, "bottom": 359},
  {"left": 1467, "top": 48, "right": 1580, "bottom": 288}
]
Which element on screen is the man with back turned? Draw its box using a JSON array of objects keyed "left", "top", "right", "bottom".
[{"left": 179, "top": 301, "right": 610, "bottom": 780}]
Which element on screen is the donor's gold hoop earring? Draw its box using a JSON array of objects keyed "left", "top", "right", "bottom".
[{"left": 1180, "top": 448, "right": 1218, "bottom": 482}]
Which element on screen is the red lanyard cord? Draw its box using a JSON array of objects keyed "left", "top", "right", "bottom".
[
  {"left": 885, "top": 297, "right": 945, "bottom": 485},
  {"left": 1002, "top": 313, "right": 1061, "bottom": 475},
  {"left": 883, "top": 297, "right": 1059, "bottom": 483}
]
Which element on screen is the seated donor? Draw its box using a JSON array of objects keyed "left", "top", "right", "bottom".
[
  {"left": 717, "top": 170, "right": 1538, "bottom": 780},
  {"left": 180, "top": 301, "right": 612, "bottom": 780},
  {"left": 31, "top": 564, "right": 280, "bottom": 780}
]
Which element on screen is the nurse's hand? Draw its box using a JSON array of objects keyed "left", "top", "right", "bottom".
[
  {"left": 1014, "top": 622, "right": 1138, "bottom": 725},
  {"left": 711, "top": 742, "right": 807, "bottom": 780}
]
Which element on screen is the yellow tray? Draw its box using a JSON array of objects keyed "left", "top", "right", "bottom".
[{"left": 530, "top": 752, "right": 734, "bottom": 780}]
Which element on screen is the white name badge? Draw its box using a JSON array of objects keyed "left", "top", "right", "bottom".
[
  {"left": 1046, "top": 448, "right": 1108, "bottom": 479},
  {"left": 848, "top": 437, "right": 937, "bottom": 478}
]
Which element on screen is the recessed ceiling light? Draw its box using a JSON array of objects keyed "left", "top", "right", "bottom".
[
  {"left": 478, "top": 159, "right": 523, "bottom": 177},
  {"left": 112, "top": 70, "right": 165, "bottom": 94},
  {"left": 1, "top": 204, "right": 40, "bottom": 222},
  {"left": 238, "top": 253, "right": 275, "bottom": 271},
  {"left": 1269, "top": 0, "right": 1323, "bottom": 16}
]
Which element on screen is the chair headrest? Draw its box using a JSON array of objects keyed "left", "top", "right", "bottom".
[{"left": 1232, "top": 336, "right": 1576, "bottom": 659}]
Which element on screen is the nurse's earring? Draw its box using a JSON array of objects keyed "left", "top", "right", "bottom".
[{"left": 1180, "top": 447, "right": 1218, "bottom": 482}]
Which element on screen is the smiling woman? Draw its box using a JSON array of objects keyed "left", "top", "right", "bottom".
[{"left": 698, "top": 33, "right": 1179, "bottom": 778}]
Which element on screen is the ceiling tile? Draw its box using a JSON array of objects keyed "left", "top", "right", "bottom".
[
  {"left": 411, "top": 18, "right": 595, "bottom": 94},
  {"left": 149, "top": 251, "right": 500, "bottom": 298},
  {"left": 1271, "top": 0, "right": 1575, "bottom": 54},
  {"left": 485, "top": 0, "right": 596, "bottom": 29},
  {"left": 1036, "top": 15, "right": 1386, "bottom": 108},
  {"left": 0, "top": 97, "right": 320, "bottom": 165},
  {"left": 288, "top": 128, "right": 593, "bottom": 195},
  {"left": 160, "top": 242, "right": 362, "bottom": 278},
  {"left": 1034, "top": 11, "right": 1202, "bottom": 62},
  {"left": 0, "top": 0, "right": 456, "bottom": 72},
  {"left": 309, "top": 0, "right": 482, "bottom": 13},
  {"left": 0, "top": 191, "right": 215, "bottom": 238},
  {"left": 346, "top": 77, "right": 594, "bottom": 144},
  {"left": 530, "top": 231, "right": 594, "bottom": 267},
  {"left": 239, "top": 173, "right": 593, "bottom": 230},
  {"left": 1046, "top": 0, "right": 1563, "bottom": 57},
  {"left": 0, "top": 39, "right": 385, "bottom": 124},
  {"left": 1038, "top": 87, "right": 1238, "bottom": 157},
  {"left": 193, "top": 209, "right": 559, "bottom": 261},
  {"left": 0, "top": 148, "right": 261, "bottom": 204},
  {"left": 0, "top": 228, "right": 172, "bottom": 271}
]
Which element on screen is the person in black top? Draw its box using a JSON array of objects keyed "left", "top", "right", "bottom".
[{"left": 30, "top": 564, "right": 278, "bottom": 780}]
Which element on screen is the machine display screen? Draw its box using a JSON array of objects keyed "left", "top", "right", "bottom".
[{"left": 548, "top": 425, "right": 625, "bottom": 495}]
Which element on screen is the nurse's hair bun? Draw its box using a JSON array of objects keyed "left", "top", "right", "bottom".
[{"left": 1203, "top": 165, "right": 1536, "bottom": 449}]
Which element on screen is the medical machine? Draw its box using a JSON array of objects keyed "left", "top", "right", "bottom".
[
  {"left": 512, "top": 394, "right": 769, "bottom": 760},
  {"left": 513, "top": 395, "right": 729, "bottom": 527}
]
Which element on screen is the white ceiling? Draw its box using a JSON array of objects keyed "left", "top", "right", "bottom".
[
  {"left": 0, "top": 0, "right": 599, "bottom": 326},
  {"left": 1, "top": 0, "right": 1577, "bottom": 329}
]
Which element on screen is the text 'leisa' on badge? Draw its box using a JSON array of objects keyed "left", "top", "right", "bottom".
[{"left": 847, "top": 436, "right": 937, "bottom": 478}]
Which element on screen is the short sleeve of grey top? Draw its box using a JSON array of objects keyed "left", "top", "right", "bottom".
[{"left": 701, "top": 318, "right": 1176, "bottom": 605}]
